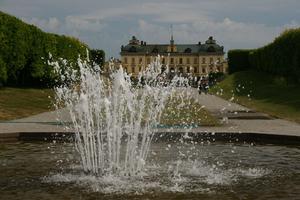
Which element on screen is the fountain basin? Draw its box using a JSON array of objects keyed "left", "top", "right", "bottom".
[{"left": 1, "top": 134, "right": 299, "bottom": 200}]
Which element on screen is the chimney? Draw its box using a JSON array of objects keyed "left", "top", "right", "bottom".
[
  {"left": 144, "top": 42, "right": 147, "bottom": 46},
  {"left": 141, "top": 41, "right": 143, "bottom": 45},
  {"left": 198, "top": 42, "right": 201, "bottom": 45}
]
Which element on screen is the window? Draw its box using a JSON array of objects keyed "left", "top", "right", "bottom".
[
  {"left": 139, "top": 58, "right": 143, "bottom": 64},
  {"left": 162, "top": 58, "right": 165, "bottom": 64},
  {"left": 202, "top": 68, "right": 206, "bottom": 73},
  {"left": 194, "top": 67, "right": 198, "bottom": 73},
  {"left": 210, "top": 57, "right": 213, "bottom": 64},
  {"left": 184, "top": 48, "right": 192, "bottom": 53},
  {"left": 170, "top": 58, "right": 174, "bottom": 64},
  {"left": 132, "top": 66, "right": 135, "bottom": 73},
  {"left": 152, "top": 48, "right": 159, "bottom": 53},
  {"left": 124, "top": 57, "right": 127, "bottom": 64},
  {"left": 139, "top": 66, "right": 142, "bottom": 72},
  {"left": 179, "top": 58, "right": 183, "bottom": 64},
  {"left": 186, "top": 66, "right": 190, "bottom": 73},
  {"left": 129, "top": 46, "right": 137, "bottom": 52},
  {"left": 202, "top": 57, "right": 206, "bottom": 64},
  {"left": 179, "top": 67, "right": 183, "bottom": 73},
  {"left": 132, "top": 57, "right": 135, "bottom": 64},
  {"left": 147, "top": 58, "right": 150, "bottom": 64},
  {"left": 194, "top": 57, "right": 198, "bottom": 64},
  {"left": 186, "top": 58, "right": 190, "bottom": 64}
]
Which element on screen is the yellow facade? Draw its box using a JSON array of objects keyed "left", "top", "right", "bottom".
[
  {"left": 121, "top": 55, "right": 227, "bottom": 77},
  {"left": 119, "top": 36, "right": 227, "bottom": 77}
]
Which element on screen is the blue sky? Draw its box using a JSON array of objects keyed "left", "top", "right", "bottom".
[{"left": 1, "top": 0, "right": 299, "bottom": 58}]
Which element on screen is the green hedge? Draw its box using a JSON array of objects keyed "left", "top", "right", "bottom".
[
  {"left": 250, "top": 28, "right": 300, "bottom": 82},
  {"left": 228, "top": 28, "right": 300, "bottom": 82},
  {"left": 228, "top": 49, "right": 252, "bottom": 74},
  {"left": 0, "top": 11, "right": 105, "bottom": 87}
]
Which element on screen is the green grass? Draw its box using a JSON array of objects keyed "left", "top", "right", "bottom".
[
  {"left": 160, "top": 97, "right": 219, "bottom": 127},
  {"left": 0, "top": 87, "right": 55, "bottom": 121},
  {"left": 0, "top": 87, "right": 219, "bottom": 126},
  {"left": 210, "top": 70, "right": 300, "bottom": 123}
]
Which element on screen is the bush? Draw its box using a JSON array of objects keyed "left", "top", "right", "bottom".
[
  {"left": 228, "top": 49, "right": 252, "bottom": 74},
  {"left": 0, "top": 57, "right": 7, "bottom": 86},
  {"left": 250, "top": 28, "right": 300, "bottom": 82},
  {"left": 229, "top": 28, "right": 300, "bottom": 83},
  {"left": 0, "top": 11, "right": 105, "bottom": 87}
]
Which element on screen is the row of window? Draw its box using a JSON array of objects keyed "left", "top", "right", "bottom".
[
  {"left": 123, "top": 57, "right": 221, "bottom": 65},
  {"left": 123, "top": 66, "right": 224, "bottom": 74}
]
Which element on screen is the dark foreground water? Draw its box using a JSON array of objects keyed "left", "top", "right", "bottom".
[{"left": 0, "top": 140, "right": 300, "bottom": 200}]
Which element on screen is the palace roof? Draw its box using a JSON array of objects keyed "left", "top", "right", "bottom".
[{"left": 121, "top": 36, "right": 224, "bottom": 54}]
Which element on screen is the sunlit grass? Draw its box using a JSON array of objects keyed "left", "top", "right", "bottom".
[
  {"left": 160, "top": 97, "right": 219, "bottom": 127},
  {"left": 0, "top": 87, "right": 54, "bottom": 121},
  {"left": 210, "top": 70, "right": 300, "bottom": 123},
  {"left": 0, "top": 87, "right": 219, "bottom": 126}
]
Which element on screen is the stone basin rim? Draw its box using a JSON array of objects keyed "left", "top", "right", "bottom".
[{"left": 1, "top": 131, "right": 300, "bottom": 145}]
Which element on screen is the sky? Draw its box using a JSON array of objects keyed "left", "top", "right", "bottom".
[{"left": 1, "top": 0, "right": 299, "bottom": 58}]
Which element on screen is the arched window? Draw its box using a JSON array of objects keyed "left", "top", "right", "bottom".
[
  {"left": 194, "top": 67, "right": 198, "bottom": 73},
  {"left": 179, "top": 67, "right": 184, "bottom": 73},
  {"left": 152, "top": 48, "right": 159, "bottom": 53},
  {"left": 170, "top": 58, "right": 174, "bottom": 64},
  {"left": 186, "top": 66, "right": 190, "bottom": 73},
  {"left": 184, "top": 48, "right": 192, "bottom": 53},
  {"left": 207, "top": 46, "right": 216, "bottom": 52},
  {"left": 129, "top": 46, "right": 137, "bottom": 52}
]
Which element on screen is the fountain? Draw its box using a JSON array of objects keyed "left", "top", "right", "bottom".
[
  {"left": 53, "top": 55, "right": 190, "bottom": 176},
  {"left": 1, "top": 56, "right": 300, "bottom": 199}
]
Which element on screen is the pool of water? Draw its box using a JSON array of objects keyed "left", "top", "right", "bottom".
[{"left": 1, "top": 140, "right": 300, "bottom": 199}]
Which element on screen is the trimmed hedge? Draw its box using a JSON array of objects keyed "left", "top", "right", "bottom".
[
  {"left": 228, "top": 28, "right": 300, "bottom": 82},
  {"left": 0, "top": 11, "right": 105, "bottom": 87},
  {"left": 250, "top": 28, "right": 300, "bottom": 82},
  {"left": 228, "top": 49, "right": 252, "bottom": 74}
]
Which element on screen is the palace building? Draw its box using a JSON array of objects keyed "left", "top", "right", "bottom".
[{"left": 119, "top": 35, "right": 227, "bottom": 78}]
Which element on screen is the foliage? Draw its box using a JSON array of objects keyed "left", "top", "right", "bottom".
[
  {"left": 228, "top": 49, "right": 252, "bottom": 74},
  {"left": 249, "top": 28, "right": 300, "bottom": 82},
  {"left": 228, "top": 28, "right": 300, "bottom": 83},
  {"left": 90, "top": 49, "right": 105, "bottom": 67},
  {"left": 208, "top": 72, "right": 225, "bottom": 84},
  {"left": 0, "top": 11, "right": 105, "bottom": 87},
  {"left": 0, "top": 57, "right": 7, "bottom": 86}
]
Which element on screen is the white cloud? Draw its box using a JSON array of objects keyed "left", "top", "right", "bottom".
[
  {"left": 5, "top": 0, "right": 299, "bottom": 57},
  {"left": 65, "top": 15, "right": 106, "bottom": 32},
  {"left": 136, "top": 17, "right": 299, "bottom": 52},
  {"left": 27, "top": 17, "right": 61, "bottom": 32}
]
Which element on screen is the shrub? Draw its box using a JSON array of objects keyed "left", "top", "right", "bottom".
[{"left": 228, "top": 49, "right": 252, "bottom": 74}]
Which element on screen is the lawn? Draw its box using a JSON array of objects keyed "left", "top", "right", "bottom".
[
  {"left": 160, "top": 96, "right": 219, "bottom": 127},
  {"left": 0, "top": 87, "right": 55, "bottom": 121},
  {"left": 210, "top": 70, "right": 300, "bottom": 123},
  {"left": 0, "top": 87, "right": 219, "bottom": 126}
]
